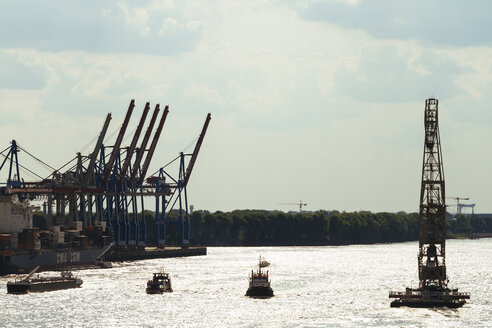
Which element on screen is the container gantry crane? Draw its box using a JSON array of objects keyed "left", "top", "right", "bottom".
[
  {"left": 0, "top": 99, "right": 211, "bottom": 248},
  {"left": 153, "top": 113, "right": 211, "bottom": 245}
]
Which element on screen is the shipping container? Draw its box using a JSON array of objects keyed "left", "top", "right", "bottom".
[
  {"left": 0, "top": 234, "right": 11, "bottom": 240},
  {"left": 75, "top": 235, "right": 89, "bottom": 248},
  {"left": 0, "top": 250, "right": 12, "bottom": 256}
]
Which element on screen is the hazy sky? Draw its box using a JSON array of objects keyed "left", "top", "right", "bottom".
[{"left": 0, "top": 0, "right": 491, "bottom": 213}]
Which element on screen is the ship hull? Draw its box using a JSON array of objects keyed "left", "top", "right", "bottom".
[
  {"left": 7, "top": 279, "right": 82, "bottom": 294},
  {"left": 104, "top": 246, "right": 206, "bottom": 262},
  {"left": 146, "top": 287, "right": 173, "bottom": 294},
  {"left": 389, "top": 288, "right": 469, "bottom": 308},
  {"left": 0, "top": 247, "right": 106, "bottom": 275},
  {"left": 245, "top": 286, "right": 274, "bottom": 297},
  {"left": 390, "top": 299, "right": 466, "bottom": 308}
]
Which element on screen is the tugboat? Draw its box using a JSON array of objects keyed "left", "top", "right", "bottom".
[
  {"left": 7, "top": 266, "right": 83, "bottom": 294},
  {"left": 146, "top": 270, "right": 173, "bottom": 294},
  {"left": 245, "top": 255, "right": 274, "bottom": 298}
]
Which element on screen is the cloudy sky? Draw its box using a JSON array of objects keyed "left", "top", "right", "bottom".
[{"left": 0, "top": 0, "right": 491, "bottom": 213}]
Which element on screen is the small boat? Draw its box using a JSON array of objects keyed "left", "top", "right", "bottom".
[
  {"left": 7, "top": 266, "right": 83, "bottom": 294},
  {"left": 146, "top": 270, "right": 173, "bottom": 294},
  {"left": 245, "top": 255, "right": 274, "bottom": 298}
]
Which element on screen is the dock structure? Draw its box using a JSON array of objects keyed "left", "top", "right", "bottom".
[
  {"left": 0, "top": 100, "right": 211, "bottom": 248},
  {"left": 389, "top": 98, "right": 469, "bottom": 308}
]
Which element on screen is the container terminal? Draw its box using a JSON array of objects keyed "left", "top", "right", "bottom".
[
  {"left": 0, "top": 100, "right": 210, "bottom": 275},
  {"left": 389, "top": 98, "right": 470, "bottom": 308}
]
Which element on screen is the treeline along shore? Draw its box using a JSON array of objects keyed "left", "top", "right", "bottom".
[{"left": 33, "top": 210, "right": 492, "bottom": 246}]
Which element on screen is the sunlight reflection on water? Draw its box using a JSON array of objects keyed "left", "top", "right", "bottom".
[{"left": 0, "top": 239, "right": 490, "bottom": 327}]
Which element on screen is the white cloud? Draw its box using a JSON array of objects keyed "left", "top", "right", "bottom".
[
  {"left": 148, "top": 0, "right": 176, "bottom": 11},
  {"left": 299, "top": 0, "right": 492, "bottom": 47},
  {"left": 0, "top": 90, "right": 42, "bottom": 121},
  {"left": 159, "top": 17, "right": 179, "bottom": 35},
  {"left": 0, "top": 1, "right": 491, "bottom": 213},
  {"left": 344, "top": 0, "right": 359, "bottom": 6},
  {"left": 118, "top": 3, "right": 152, "bottom": 36},
  {"left": 438, "top": 47, "right": 492, "bottom": 99},
  {"left": 183, "top": 82, "right": 224, "bottom": 105},
  {"left": 394, "top": 17, "right": 408, "bottom": 25}
]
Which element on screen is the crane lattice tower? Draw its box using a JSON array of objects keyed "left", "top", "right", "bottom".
[
  {"left": 389, "top": 98, "right": 469, "bottom": 308},
  {"left": 419, "top": 98, "right": 447, "bottom": 289}
]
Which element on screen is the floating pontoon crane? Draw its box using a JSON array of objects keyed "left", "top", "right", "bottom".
[{"left": 389, "top": 98, "right": 469, "bottom": 308}]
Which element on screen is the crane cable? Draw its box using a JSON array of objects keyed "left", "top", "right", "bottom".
[
  {"left": 0, "top": 151, "right": 44, "bottom": 180},
  {"left": 148, "top": 154, "right": 181, "bottom": 178},
  {"left": 16, "top": 143, "right": 56, "bottom": 172}
]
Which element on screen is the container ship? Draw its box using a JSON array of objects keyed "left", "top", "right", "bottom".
[
  {"left": 0, "top": 196, "right": 206, "bottom": 275},
  {"left": 0, "top": 196, "right": 111, "bottom": 275}
]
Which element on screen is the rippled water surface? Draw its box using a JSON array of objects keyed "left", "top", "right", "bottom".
[{"left": 1, "top": 239, "right": 491, "bottom": 327}]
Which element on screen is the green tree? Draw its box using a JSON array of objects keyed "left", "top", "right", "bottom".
[
  {"left": 454, "top": 215, "right": 472, "bottom": 233},
  {"left": 33, "top": 212, "right": 48, "bottom": 230}
]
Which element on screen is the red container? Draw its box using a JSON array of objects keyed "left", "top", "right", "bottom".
[
  {"left": 75, "top": 235, "right": 89, "bottom": 248},
  {"left": 0, "top": 233, "right": 11, "bottom": 240},
  {"left": 0, "top": 234, "right": 10, "bottom": 250},
  {"left": 0, "top": 250, "right": 12, "bottom": 256}
]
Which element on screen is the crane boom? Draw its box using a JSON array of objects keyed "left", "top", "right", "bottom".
[
  {"left": 83, "top": 113, "right": 112, "bottom": 186},
  {"left": 103, "top": 100, "right": 135, "bottom": 182},
  {"left": 279, "top": 201, "right": 307, "bottom": 212},
  {"left": 182, "top": 113, "right": 211, "bottom": 188},
  {"left": 130, "top": 104, "right": 160, "bottom": 181},
  {"left": 138, "top": 106, "right": 169, "bottom": 185},
  {"left": 22, "top": 266, "right": 40, "bottom": 281},
  {"left": 119, "top": 102, "right": 150, "bottom": 182}
]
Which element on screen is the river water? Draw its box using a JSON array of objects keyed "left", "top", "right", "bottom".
[{"left": 1, "top": 239, "right": 490, "bottom": 327}]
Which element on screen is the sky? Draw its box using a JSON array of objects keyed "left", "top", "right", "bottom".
[{"left": 0, "top": 0, "right": 491, "bottom": 214}]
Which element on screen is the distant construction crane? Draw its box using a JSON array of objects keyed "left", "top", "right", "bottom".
[
  {"left": 446, "top": 197, "right": 469, "bottom": 216},
  {"left": 458, "top": 203, "right": 476, "bottom": 215},
  {"left": 279, "top": 201, "right": 307, "bottom": 213}
]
